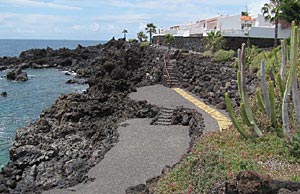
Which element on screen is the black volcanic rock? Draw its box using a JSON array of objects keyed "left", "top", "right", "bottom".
[
  {"left": 1, "top": 92, "right": 7, "bottom": 97},
  {"left": 174, "top": 53, "right": 257, "bottom": 109},
  {"left": 0, "top": 39, "right": 167, "bottom": 194},
  {"left": 6, "top": 67, "right": 28, "bottom": 82}
]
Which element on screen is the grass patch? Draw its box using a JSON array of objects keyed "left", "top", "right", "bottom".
[{"left": 153, "top": 127, "right": 300, "bottom": 193}]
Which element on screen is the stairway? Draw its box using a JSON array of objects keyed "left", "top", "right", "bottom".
[
  {"left": 166, "top": 59, "right": 179, "bottom": 87},
  {"left": 164, "top": 53, "right": 179, "bottom": 88},
  {"left": 152, "top": 108, "right": 174, "bottom": 126}
]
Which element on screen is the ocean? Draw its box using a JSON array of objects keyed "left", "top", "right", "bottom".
[
  {"left": 0, "top": 39, "right": 102, "bottom": 167},
  {"left": 0, "top": 39, "right": 105, "bottom": 57}
]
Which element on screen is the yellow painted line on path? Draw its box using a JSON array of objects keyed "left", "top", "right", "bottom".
[{"left": 172, "top": 87, "right": 232, "bottom": 131}]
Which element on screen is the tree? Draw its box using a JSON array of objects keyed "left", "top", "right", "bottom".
[
  {"left": 164, "top": 34, "right": 175, "bottom": 48},
  {"left": 262, "top": 0, "right": 300, "bottom": 46},
  {"left": 204, "top": 31, "right": 225, "bottom": 52},
  {"left": 261, "top": 0, "right": 284, "bottom": 47},
  {"left": 280, "top": 0, "right": 300, "bottom": 25},
  {"left": 137, "top": 31, "right": 148, "bottom": 42},
  {"left": 145, "top": 23, "right": 156, "bottom": 44},
  {"left": 122, "top": 29, "right": 128, "bottom": 40}
]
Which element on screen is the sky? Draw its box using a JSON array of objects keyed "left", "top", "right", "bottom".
[{"left": 0, "top": 0, "right": 268, "bottom": 40}]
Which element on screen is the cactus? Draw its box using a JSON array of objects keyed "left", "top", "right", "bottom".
[
  {"left": 237, "top": 70, "right": 242, "bottom": 97},
  {"left": 280, "top": 39, "right": 287, "bottom": 81},
  {"left": 239, "top": 43, "right": 263, "bottom": 137},
  {"left": 225, "top": 93, "right": 248, "bottom": 139},
  {"left": 276, "top": 73, "right": 285, "bottom": 98},
  {"left": 256, "top": 88, "right": 266, "bottom": 112},
  {"left": 226, "top": 23, "right": 300, "bottom": 141},
  {"left": 240, "top": 103, "right": 251, "bottom": 126},
  {"left": 260, "top": 59, "right": 271, "bottom": 119},
  {"left": 291, "top": 26, "right": 300, "bottom": 127},
  {"left": 268, "top": 81, "right": 277, "bottom": 128},
  {"left": 282, "top": 23, "right": 298, "bottom": 139}
]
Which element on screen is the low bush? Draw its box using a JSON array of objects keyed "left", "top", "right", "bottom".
[
  {"left": 213, "top": 49, "right": 235, "bottom": 62},
  {"left": 202, "top": 50, "right": 213, "bottom": 58},
  {"left": 129, "top": 38, "right": 138, "bottom": 43},
  {"left": 140, "top": 41, "right": 150, "bottom": 47}
]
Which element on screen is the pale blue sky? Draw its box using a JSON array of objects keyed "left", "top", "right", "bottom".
[{"left": 0, "top": 0, "right": 267, "bottom": 40}]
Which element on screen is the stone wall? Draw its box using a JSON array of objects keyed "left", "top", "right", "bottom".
[{"left": 153, "top": 36, "right": 275, "bottom": 52}]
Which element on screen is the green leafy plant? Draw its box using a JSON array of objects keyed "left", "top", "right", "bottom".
[
  {"left": 137, "top": 31, "right": 148, "bottom": 42},
  {"left": 163, "top": 33, "right": 175, "bottom": 46},
  {"left": 204, "top": 31, "right": 225, "bottom": 52}
]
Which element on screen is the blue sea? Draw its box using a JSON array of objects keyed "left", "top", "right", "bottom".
[
  {"left": 0, "top": 39, "right": 103, "bottom": 167},
  {"left": 0, "top": 39, "right": 105, "bottom": 57}
]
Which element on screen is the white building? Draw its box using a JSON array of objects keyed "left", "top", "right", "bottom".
[{"left": 157, "top": 13, "right": 291, "bottom": 39}]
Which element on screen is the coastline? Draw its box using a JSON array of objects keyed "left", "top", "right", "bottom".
[
  {"left": 0, "top": 39, "right": 173, "bottom": 193},
  {"left": 0, "top": 39, "right": 252, "bottom": 193}
]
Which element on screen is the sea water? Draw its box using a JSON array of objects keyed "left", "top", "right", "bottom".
[
  {"left": 0, "top": 39, "right": 105, "bottom": 57},
  {"left": 0, "top": 39, "right": 101, "bottom": 167},
  {"left": 0, "top": 69, "right": 88, "bottom": 167}
]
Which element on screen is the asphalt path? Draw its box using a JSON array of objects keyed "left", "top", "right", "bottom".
[{"left": 44, "top": 84, "right": 221, "bottom": 194}]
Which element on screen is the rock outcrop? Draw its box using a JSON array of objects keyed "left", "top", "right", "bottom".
[{"left": 6, "top": 67, "right": 28, "bottom": 81}]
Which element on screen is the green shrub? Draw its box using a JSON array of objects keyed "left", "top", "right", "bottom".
[
  {"left": 128, "top": 38, "right": 137, "bottom": 43},
  {"left": 213, "top": 49, "right": 235, "bottom": 62},
  {"left": 202, "top": 50, "right": 213, "bottom": 58},
  {"left": 250, "top": 46, "right": 282, "bottom": 76},
  {"left": 140, "top": 41, "right": 150, "bottom": 46}
]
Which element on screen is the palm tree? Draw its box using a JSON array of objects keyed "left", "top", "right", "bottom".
[
  {"left": 122, "top": 29, "right": 128, "bottom": 40},
  {"left": 164, "top": 34, "right": 175, "bottom": 48},
  {"left": 145, "top": 23, "right": 156, "bottom": 44},
  {"left": 204, "top": 31, "right": 225, "bottom": 52},
  {"left": 137, "top": 31, "right": 148, "bottom": 42},
  {"left": 261, "top": 0, "right": 283, "bottom": 47}
]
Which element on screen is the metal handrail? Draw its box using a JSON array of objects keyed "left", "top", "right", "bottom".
[{"left": 163, "top": 52, "right": 172, "bottom": 88}]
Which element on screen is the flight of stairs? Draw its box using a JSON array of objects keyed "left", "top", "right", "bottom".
[
  {"left": 151, "top": 108, "right": 174, "bottom": 126},
  {"left": 166, "top": 59, "right": 179, "bottom": 87}
]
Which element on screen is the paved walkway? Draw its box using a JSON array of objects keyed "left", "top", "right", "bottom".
[{"left": 44, "top": 85, "right": 230, "bottom": 194}]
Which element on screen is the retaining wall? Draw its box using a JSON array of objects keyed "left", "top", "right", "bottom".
[{"left": 153, "top": 36, "right": 275, "bottom": 52}]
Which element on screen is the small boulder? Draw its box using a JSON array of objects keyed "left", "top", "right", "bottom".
[
  {"left": 6, "top": 68, "right": 28, "bottom": 82},
  {"left": 126, "top": 184, "right": 149, "bottom": 194},
  {"left": 1, "top": 92, "right": 7, "bottom": 97}
]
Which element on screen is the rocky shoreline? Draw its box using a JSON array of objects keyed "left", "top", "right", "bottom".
[
  {"left": 0, "top": 39, "right": 169, "bottom": 193},
  {"left": 0, "top": 38, "right": 210, "bottom": 193},
  {"left": 0, "top": 39, "right": 255, "bottom": 193}
]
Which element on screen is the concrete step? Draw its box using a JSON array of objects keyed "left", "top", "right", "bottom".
[
  {"left": 157, "top": 118, "right": 172, "bottom": 122},
  {"left": 158, "top": 115, "right": 173, "bottom": 119},
  {"left": 154, "top": 121, "right": 172, "bottom": 126},
  {"left": 161, "top": 108, "right": 174, "bottom": 114}
]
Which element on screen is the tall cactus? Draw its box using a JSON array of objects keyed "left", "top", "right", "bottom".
[
  {"left": 282, "top": 23, "right": 299, "bottom": 139},
  {"left": 239, "top": 43, "right": 263, "bottom": 137},
  {"left": 291, "top": 26, "right": 300, "bottom": 127},
  {"left": 225, "top": 93, "right": 248, "bottom": 139},
  {"left": 280, "top": 40, "right": 287, "bottom": 80},
  {"left": 260, "top": 59, "right": 271, "bottom": 119}
]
